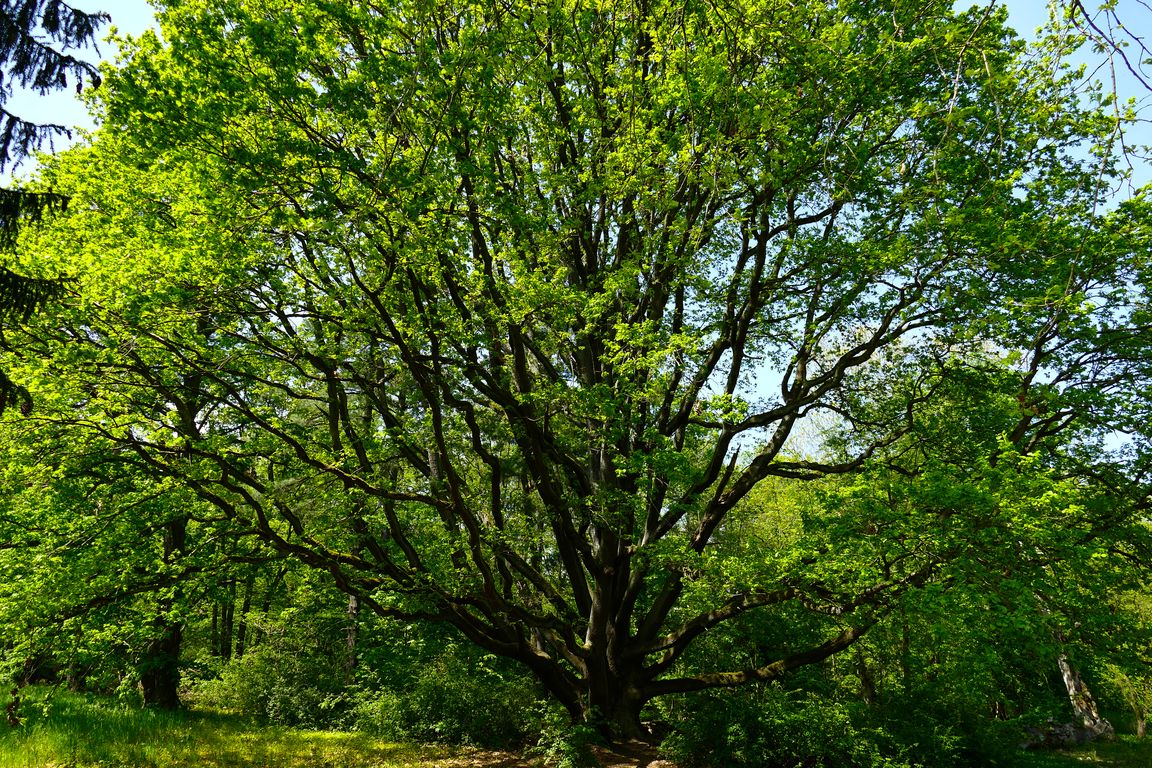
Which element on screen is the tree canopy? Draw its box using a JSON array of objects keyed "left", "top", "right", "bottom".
[{"left": 2, "top": 0, "right": 1150, "bottom": 742}]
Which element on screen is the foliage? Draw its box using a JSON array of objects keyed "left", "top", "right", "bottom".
[
  {"left": 1, "top": 0, "right": 1151, "bottom": 749},
  {"left": 192, "top": 616, "right": 545, "bottom": 746},
  {"left": 527, "top": 707, "right": 601, "bottom": 768},
  {"left": 1093, "top": 589, "right": 1152, "bottom": 735},
  {"left": 1099, "top": 663, "right": 1152, "bottom": 736},
  {"left": 180, "top": 565, "right": 348, "bottom": 725},
  {"left": 658, "top": 685, "right": 928, "bottom": 768},
  {"left": 660, "top": 428, "right": 1146, "bottom": 762},
  {"left": 1013, "top": 737, "right": 1152, "bottom": 768},
  {"left": 192, "top": 644, "right": 348, "bottom": 730},
  {"left": 0, "top": 0, "right": 106, "bottom": 169},
  {"left": 351, "top": 642, "right": 544, "bottom": 748},
  {"left": 0, "top": 421, "right": 184, "bottom": 688},
  {"left": 185, "top": 584, "right": 545, "bottom": 746},
  {"left": 0, "top": 0, "right": 109, "bottom": 411}
]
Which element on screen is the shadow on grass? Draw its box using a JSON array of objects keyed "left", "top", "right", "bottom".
[{"left": 1008, "top": 736, "right": 1152, "bottom": 768}]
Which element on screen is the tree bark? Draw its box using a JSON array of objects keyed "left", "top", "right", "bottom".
[
  {"left": 219, "top": 580, "right": 235, "bottom": 661},
  {"left": 345, "top": 593, "right": 359, "bottom": 681},
  {"left": 139, "top": 516, "right": 187, "bottom": 710},
  {"left": 210, "top": 602, "right": 219, "bottom": 658},
  {"left": 140, "top": 622, "right": 183, "bottom": 710},
  {"left": 235, "top": 572, "right": 255, "bottom": 659},
  {"left": 584, "top": 662, "right": 647, "bottom": 741},
  {"left": 857, "top": 648, "right": 877, "bottom": 705},
  {"left": 1058, "top": 654, "right": 1114, "bottom": 739}
]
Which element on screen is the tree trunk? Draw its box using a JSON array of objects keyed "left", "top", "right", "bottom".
[
  {"left": 857, "top": 648, "right": 877, "bottom": 705},
  {"left": 585, "top": 666, "right": 647, "bottom": 741},
  {"left": 899, "top": 605, "right": 912, "bottom": 694},
  {"left": 1058, "top": 654, "right": 1114, "bottom": 739},
  {"left": 5, "top": 686, "right": 22, "bottom": 727},
  {"left": 210, "top": 602, "right": 219, "bottom": 657},
  {"left": 345, "top": 593, "right": 359, "bottom": 681},
  {"left": 220, "top": 581, "right": 235, "bottom": 661},
  {"left": 579, "top": 531, "right": 650, "bottom": 742},
  {"left": 140, "top": 516, "right": 187, "bottom": 710},
  {"left": 66, "top": 666, "right": 87, "bottom": 693},
  {"left": 235, "top": 571, "right": 255, "bottom": 659},
  {"left": 140, "top": 622, "right": 183, "bottom": 710}
]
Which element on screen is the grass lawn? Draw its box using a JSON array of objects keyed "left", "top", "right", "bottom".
[
  {"left": 0, "top": 686, "right": 527, "bottom": 768},
  {"left": 1012, "top": 736, "right": 1152, "bottom": 768},
  {"left": 6, "top": 685, "right": 1152, "bottom": 768}
]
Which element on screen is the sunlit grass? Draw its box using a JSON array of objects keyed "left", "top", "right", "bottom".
[
  {"left": 9, "top": 686, "right": 1152, "bottom": 768},
  {"left": 0, "top": 687, "right": 487, "bottom": 768},
  {"left": 1011, "top": 736, "right": 1152, "bottom": 768}
]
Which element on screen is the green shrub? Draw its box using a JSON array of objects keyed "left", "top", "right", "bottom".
[
  {"left": 351, "top": 643, "right": 543, "bottom": 748},
  {"left": 527, "top": 705, "right": 601, "bottom": 768},
  {"left": 657, "top": 685, "right": 934, "bottom": 768},
  {"left": 190, "top": 643, "right": 351, "bottom": 727}
]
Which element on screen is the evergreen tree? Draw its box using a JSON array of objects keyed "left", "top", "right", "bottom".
[{"left": 0, "top": 0, "right": 106, "bottom": 412}]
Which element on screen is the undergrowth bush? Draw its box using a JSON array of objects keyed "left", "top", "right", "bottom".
[
  {"left": 657, "top": 685, "right": 952, "bottom": 768},
  {"left": 352, "top": 643, "right": 543, "bottom": 748},
  {"left": 190, "top": 610, "right": 544, "bottom": 747},
  {"left": 526, "top": 707, "right": 601, "bottom": 768},
  {"left": 190, "top": 643, "right": 351, "bottom": 728}
]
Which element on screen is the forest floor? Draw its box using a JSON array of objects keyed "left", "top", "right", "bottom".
[
  {"left": 0, "top": 687, "right": 1149, "bottom": 768},
  {"left": 0, "top": 686, "right": 674, "bottom": 768},
  {"left": 1016, "top": 736, "right": 1152, "bottom": 768},
  {"left": 427, "top": 737, "right": 1152, "bottom": 768},
  {"left": 427, "top": 740, "right": 672, "bottom": 767}
]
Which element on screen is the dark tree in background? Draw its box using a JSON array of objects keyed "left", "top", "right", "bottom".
[{"left": 0, "top": 0, "right": 106, "bottom": 411}]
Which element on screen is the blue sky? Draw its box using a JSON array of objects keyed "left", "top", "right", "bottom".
[
  {"left": 8, "top": 0, "right": 155, "bottom": 131},
  {"left": 7, "top": 0, "right": 1151, "bottom": 188}
]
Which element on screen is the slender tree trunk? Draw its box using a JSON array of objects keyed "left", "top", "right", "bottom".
[
  {"left": 220, "top": 581, "right": 235, "bottom": 661},
  {"left": 66, "top": 666, "right": 87, "bottom": 693},
  {"left": 235, "top": 572, "right": 255, "bottom": 659},
  {"left": 345, "top": 593, "right": 359, "bottom": 681},
  {"left": 5, "top": 686, "right": 22, "bottom": 727},
  {"left": 210, "top": 602, "right": 219, "bottom": 657},
  {"left": 1058, "top": 654, "right": 1114, "bottom": 739},
  {"left": 899, "top": 605, "right": 912, "bottom": 694},
  {"left": 255, "top": 564, "right": 289, "bottom": 649},
  {"left": 857, "top": 648, "right": 877, "bottom": 705}
]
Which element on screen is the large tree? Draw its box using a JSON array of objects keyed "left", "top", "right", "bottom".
[{"left": 8, "top": 0, "right": 1151, "bottom": 739}]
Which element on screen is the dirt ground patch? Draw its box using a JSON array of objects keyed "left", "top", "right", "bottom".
[
  {"left": 591, "top": 740, "right": 677, "bottom": 767},
  {"left": 426, "top": 740, "right": 676, "bottom": 768},
  {"left": 425, "top": 748, "right": 536, "bottom": 768}
]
